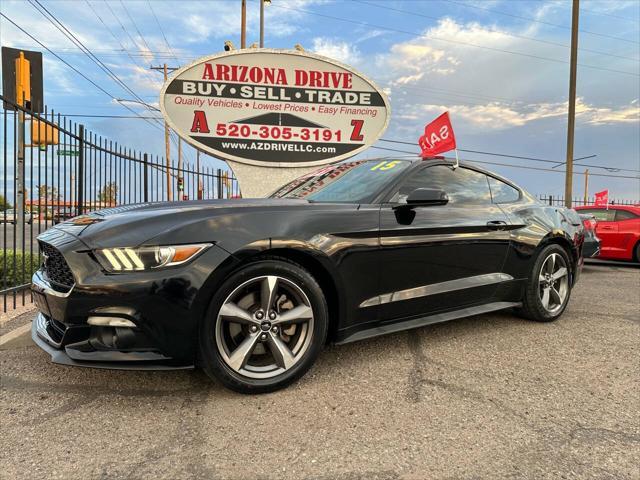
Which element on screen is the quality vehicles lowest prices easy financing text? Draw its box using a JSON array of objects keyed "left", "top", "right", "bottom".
[{"left": 31, "top": 158, "right": 585, "bottom": 393}]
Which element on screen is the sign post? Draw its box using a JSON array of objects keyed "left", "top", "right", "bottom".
[{"left": 159, "top": 49, "right": 390, "bottom": 197}]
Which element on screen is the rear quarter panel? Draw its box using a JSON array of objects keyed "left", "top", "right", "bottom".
[{"left": 497, "top": 199, "right": 584, "bottom": 282}]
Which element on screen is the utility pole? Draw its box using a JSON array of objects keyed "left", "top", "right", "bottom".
[
  {"left": 260, "top": 0, "right": 271, "bottom": 48},
  {"left": 196, "top": 150, "right": 203, "bottom": 200},
  {"left": 151, "top": 63, "right": 179, "bottom": 201},
  {"left": 564, "top": 0, "right": 580, "bottom": 208},
  {"left": 583, "top": 169, "right": 589, "bottom": 205},
  {"left": 241, "top": 0, "right": 247, "bottom": 48},
  {"left": 260, "top": 0, "right": 265, "bottom": 47}
]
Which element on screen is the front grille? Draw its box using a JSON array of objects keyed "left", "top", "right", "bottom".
[{"left": 39, "top": 242, "right": 75, "bottom": 288}]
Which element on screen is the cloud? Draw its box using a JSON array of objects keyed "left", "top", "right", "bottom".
[
  {"left": 395, "top": 97, "right": 638, "bottom": 133},
  {"left": 175, "top": 0, "right": 324, "bottom": 43},
  {"left": 370, "top": 16, "right": 639, "bottom": 137},
  {"left": 580, "top": 100, "right": 640, "bottom": 125},
  {"left": 311, "top": 37, "right": 361, "bottom": 65}
]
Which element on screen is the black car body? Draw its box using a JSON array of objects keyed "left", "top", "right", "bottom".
[
  {"left": 579, "top": 213, "right": 601, "bottom": 258},
  {"left": 31, "top": 158, "right": 584, "bottom": 391}
]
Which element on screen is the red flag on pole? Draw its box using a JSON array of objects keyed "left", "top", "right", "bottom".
[
  {"left": 594, "top": 189, "right": 609, "bottom": 207},
  {"left": 418, "top": 112, "right": 457, "bottom": 158}
]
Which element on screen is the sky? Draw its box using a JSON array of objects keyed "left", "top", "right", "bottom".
[{"left": 1, "top": 0, "right": 639, "bottom": 200}]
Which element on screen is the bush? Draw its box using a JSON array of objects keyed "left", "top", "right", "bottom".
[{"left": 0, "top": 250, "right": 42, "bottom": 288}]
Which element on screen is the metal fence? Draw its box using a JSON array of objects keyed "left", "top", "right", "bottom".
[
  {"left": 538, "top": 195, "right": 638, "bottom": 207},
  {"left": 1, "top": 94, "right": 240, "bottom": 312}
]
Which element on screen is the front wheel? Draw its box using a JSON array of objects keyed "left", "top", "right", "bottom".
[
  {"left": 518, "top": 244, "right": 572, "bottom": 322},
  {"left": 199, "top": 258, "right": 328, "bottom": 394}
]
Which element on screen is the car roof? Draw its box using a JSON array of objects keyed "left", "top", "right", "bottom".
[
  {"left": 359, "top": 156, "right": 522, "bottom": 187},
  {"left": 575, "top": 205, "right": 640, "bottom": 213}
]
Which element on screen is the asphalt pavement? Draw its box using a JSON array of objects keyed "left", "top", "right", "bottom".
[{"left": 1, "top": 264, "right": 638, "bottom": 479}]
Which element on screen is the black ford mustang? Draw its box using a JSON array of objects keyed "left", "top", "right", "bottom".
[{"left": 31, "top": 158, "right": 584, "bottom": 393}]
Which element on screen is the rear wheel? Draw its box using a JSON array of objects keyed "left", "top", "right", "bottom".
[
  {"left": 634, "top": 242, "right": 640, "bottom": 263},
  {"left": 518, "top": 244, "right": 572, "bottom": 322},
  {"left": 199, "top": 258, "right": 328, "bottom": 393}
]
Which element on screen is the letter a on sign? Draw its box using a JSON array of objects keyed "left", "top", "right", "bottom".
[{"left": 418, "top": 112, "right": 457, "bottom": 158}]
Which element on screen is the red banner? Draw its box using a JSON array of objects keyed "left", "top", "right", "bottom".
[
  {"left": 418, "top": 112, "right": 457, "bottom": 158},
  {"left": 594, "top": 189, "right": 609, "bottom": 207}
]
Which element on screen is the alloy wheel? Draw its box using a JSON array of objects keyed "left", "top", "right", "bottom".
[
  {"left": 215, "top": 275, "right": 314, "bottom": 379},
  {"left": 538, "top": 252, "right": 569, "bottom": 315}
]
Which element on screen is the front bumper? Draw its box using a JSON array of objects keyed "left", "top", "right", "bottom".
[
  {"left": 29, "top": 243, "right": 229, "bottom": 370},
  {"left": 31, "top": 312, "right": 192, "bottom": 370},
  {"left": 31, "top": 268, "right": 195, "bottom": 370}
]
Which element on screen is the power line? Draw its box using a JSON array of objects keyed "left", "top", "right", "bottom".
[
  {"left": 28, "top": 1, "right": 157, "bottom": 115},
  {"left": 36, "top": 105, "right": 639, "bottom": 176},
  {"left": 394, "top": 84, "right": 521, "bottom": 104},
  {"left": 580, "top": 5, "right": 640, "bottom": 23},
  {"left": 118, "top": 0, "right": 154, "bottom": 57},
  {"left": 443, "top": 0, "right": 640, "bottom": 45},
  {"left": 147, "top": 0, "right": 180, "bottom": 64},
  {"left": 355, "top": 0, "right": 639, "bottom": 62},
  {"left": 84, "top": 0, "right": 160, "bottom": 88},
  {"left": 369, "top": 145, "right": 639, "bottom": 179},
  {"left": 271, "top": 4, "right": 639, "bottom": 77},
  {"left": 379, "top": 138, "right": 640, "bottom": 173},
  {"left": 390, "top": 86, "right": 514, "bottom": 107},
  {"left": 0, "top": 12, "right": 163, "bottom": 133},
  {"left": 104, "top": 0, "right": 150, "bottom": 61}
]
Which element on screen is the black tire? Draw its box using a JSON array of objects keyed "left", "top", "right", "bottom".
[
  {"left": 634, "top": 242, "right": 640, "bottom": 263},
  {"left": 199, "top": 257, "right": 328, "bottom": 394},
  {"left": 518, "top": 244, "right": 573, "bottom": 322}
]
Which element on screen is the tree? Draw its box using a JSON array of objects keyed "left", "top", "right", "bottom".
[
  {"left": 37, "top": 184, "right": 59, "bottom": 201},
  {"left": 0, "top": 195, "right": 11, "bottom": 211},
  {"left": 97, "top": 182, "right": 118, "bottom": 205}
]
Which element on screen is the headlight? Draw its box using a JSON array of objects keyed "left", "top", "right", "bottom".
[{"left": 95, "top": 244, "right": 210, "bottom": 272}]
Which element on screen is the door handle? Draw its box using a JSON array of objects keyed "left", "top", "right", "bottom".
[{"left": 486, "top": 220, "right": 508, "bottom": 230}]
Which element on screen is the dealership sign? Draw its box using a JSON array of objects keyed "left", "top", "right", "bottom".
[{"left": 160, "top": 49, "right": 390, "bottom": 167}]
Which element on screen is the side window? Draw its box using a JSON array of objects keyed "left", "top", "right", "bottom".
[
  {"left": 390, "top": 165, "right": 492, "bottom": 205},
  {"left": 584, "top": 209, "right": 616, "bottom": 221},
  {"left": 487, "top": 176, "right": 520, "bottom": 203},
  {"left": 615, "top": 209, "right": 638, "bottom": 221}
]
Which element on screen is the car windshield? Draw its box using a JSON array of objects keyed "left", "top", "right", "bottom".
[{"left": 270, "top": 159, "right": 412, "bottom": 203}]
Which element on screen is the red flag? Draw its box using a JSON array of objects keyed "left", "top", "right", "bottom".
[
  {"left": 594, "top": 189, "right": 609, "bottom": 207},
  {"left": 418, "top": 112, "right": 457, "bottom": 158}
]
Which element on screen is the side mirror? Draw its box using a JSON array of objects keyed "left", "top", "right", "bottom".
[{"left": 403, "top": 188, "right": 449, "bottom": 207}]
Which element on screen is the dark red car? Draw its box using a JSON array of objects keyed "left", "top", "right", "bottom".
[{"left": 575, "top": 205, "right": 640, "bottom": 262}]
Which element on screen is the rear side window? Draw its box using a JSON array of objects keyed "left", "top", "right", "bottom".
[
  {"left": 487, "top": 176, "right": 520, "bottom": 203},
  {"left": 615, "top": 209, "right": 638, "bottom": 221},
  {"left": 390, "top": 165, "right": 492, "bottom": 205}
]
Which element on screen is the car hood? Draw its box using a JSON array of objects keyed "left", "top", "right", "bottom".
[{"left": 47, "top": 198, "right": 319, "bottom": 249}]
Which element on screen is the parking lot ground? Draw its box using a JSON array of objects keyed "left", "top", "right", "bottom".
[{"left": 1, "top": 264, "right": 638, "bottom": 480}]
